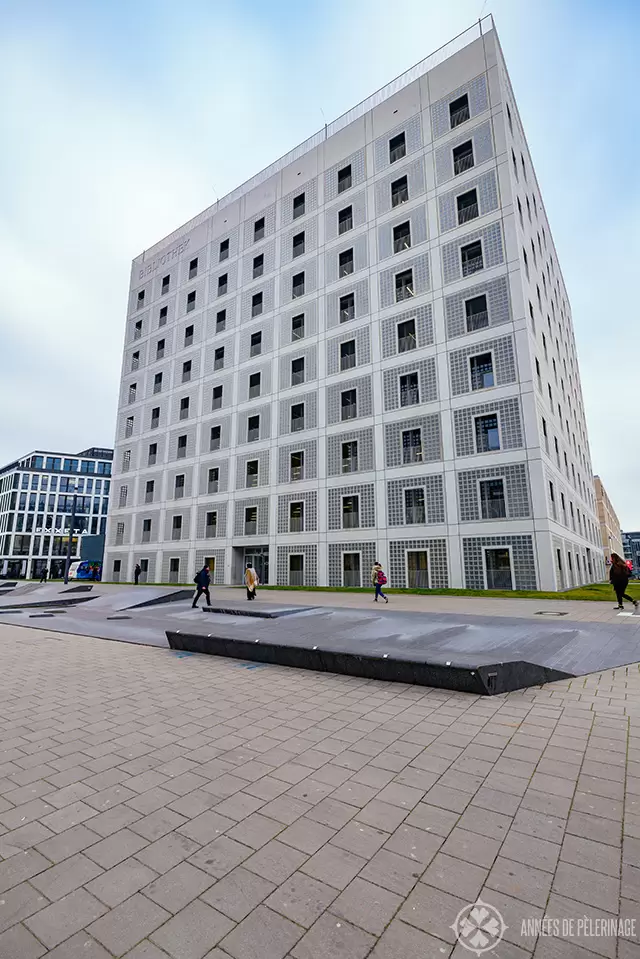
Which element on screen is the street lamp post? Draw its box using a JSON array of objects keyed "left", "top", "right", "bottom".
[{"left": 63, "top": 487, "right": 78, "bottom": 585}]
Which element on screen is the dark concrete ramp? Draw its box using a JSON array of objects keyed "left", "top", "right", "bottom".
[{"left": 201, "top": 603, "right": 317, "bottom": 619}]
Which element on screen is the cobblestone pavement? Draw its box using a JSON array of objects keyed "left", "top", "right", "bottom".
[{"left": 1, "top": 622, "right": 639, "bottom": 958}]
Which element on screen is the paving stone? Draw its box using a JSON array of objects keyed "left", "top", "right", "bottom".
[
  {"left": 123, "top": 941, "right": 173, "bottom": 958},
  {"left": 210, "top": 792, "right": 265, "bottom": 821},
  {"left": 46, "top": 931, "right": 115, "bottom": 958},
  {"left": 86, "top": 857, "right": 158, "bottom": 907},
  {"left": 571, "top": 791, "right": 623, "bottom": 821},
  {"left": 226, "top": 813, "right": 284, "bottom": 850},
  {"left": 86, "top": 805, "right": 143, "bottom": 838},
  {"left": 472, "top": 787, "right": 521, "bottom": 816},
  {"left": 85, "top": 827, "right": 149, "bottom": 869},
  {"left": 421, "top": 852, "right": 488, "bottom": 901},
  {"left": 359, "top": 848, "right": 423, "bottom": 896},
  {"left": 383, "top": 822, "right": 444, "bottom": 865},
  {"left": 423, "top": 784, "right": 472, "bottom": 813},
  {"left": 88, "top": 892, "right": 171, "bottom": 956},
  {"left": 176, "top": 810, "right": 235, "bottom": 845},
  {"left": 265, "top": 871, "right": 337, "bottom": 927},
  {"left": 500, "top": 830, "right": 561, "bottom": 873},
  {"left": 0, "top": 799, "right": 54, "bottom": 831},
  {"left": 511, "top": 806, "right": 566, "bottom": 844},
  {"left": 621, "top": 863, "right": 640, "bottom": 903},
  {"left": 0, "top": 881, "right": 49, "bottom": 934},
  {"left": 544, "top": 892, "right": 618, "bottom": 959},
  {"left": 25, "top": 887, "right": 108, "bottom": 949},
  {"left": 520, "top": 789, "right": 572, "bottom": 818},
  {"left": 150, "top": 899, "right": 235, "bottom": 959},
  {"left": 277, "top": 816, "right": 335, "bottom": 854},
  {"left": 0, "top": 821, "right": 54, "bottom": 859},
  {"left": 0, "top": 923, "right": 47, "bottom": 959},
  {"left": 134, "top": 832, "right": 200, "bottom": 874},
  {"left": 84, "top": 785, "right": 137, "bottom": 811},
  {"left": 331, "top": 876, "right": 402, "bottom": 935},
  {"left": 330, "top": 819, "right": 389, "bottom": 859},
  {"left": 127, "top": 787, "right": 177, "bottom": 815},
  {"left": 440, "top": 826, "right": 502, "bottom": 867},
  {"left": 561, "top": 833, "right": 621, "bottom": 877},
  {"left": 188, "top": 835, "right": 254, "bottom": 879},
  {"left": 486, "top": 854, "right": 553, "bottom": 907},
  {"left": 368, "top": 917, "right": 449, "bottom": 959},
  {"left": 201, "top": 865, "right": 275, "bottom": 920},
  {"left": 552, "top": 860, "right": 620, "bottom": 912},
  {"left": 291, "top": 911, "right": 374, "bottom": 959},
  {"left": 398, "top": 881, "right": 466, "bottom": 942},
  {"left": 304, "top": 797, "right": 355, "bottom": 829},
  {"left": 221, "top": 903, "right": 302, "bottom": 959},
  {"left": 243, "top": 838, "right": 307, "bottom": 885},
  {"left": 0, "top": 849, "right": 50, "bottom": 894},
  {"left": 30, "top": 851, "right": 104, "bottom": 901},
  {"left": 130, "top": 808, "right": 188, "bottom": 842}
]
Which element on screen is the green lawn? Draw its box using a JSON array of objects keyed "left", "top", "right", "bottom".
[{"left": 87, "top": 579, "right": 640, "bottom": 603}]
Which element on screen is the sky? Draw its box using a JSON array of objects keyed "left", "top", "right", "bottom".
[{"left": 0, "top": 0, "right": 638, "bottom": 526}]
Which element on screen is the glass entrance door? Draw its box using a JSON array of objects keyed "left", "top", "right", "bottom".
[
  {"left": 289, "top": 554, "right": 303, "bottom": 586},
  {"left": 485, "top": 548, "right": 513, "bottom": 590},
  {"left": 244, "top": 547, "right": 269, "bottom": 585},
  {"left": 407, "top": 550, "right": 429, "bottom": 588},
  {"left": 342, "top": 552, "right": 361, "bottom": 587}
]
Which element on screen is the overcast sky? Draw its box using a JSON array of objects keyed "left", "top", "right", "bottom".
[{"left": 1, "top": 0, "right": 638, "bottom": 526}]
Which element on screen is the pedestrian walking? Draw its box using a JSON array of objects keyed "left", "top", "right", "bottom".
[
  {"left": 245, "top": 563, "right": 258, "bottom": 601},
  {"left": 371, "top": 561, "right": 389, "bottom": 604},
  {"left": 610, "top": 553, "right": 638, "bottom": 611},
  {"left": 192, "top": 565, "right": 211, "bottom": 608},
  {"left": 134, "top": 563, "right": 141, "bottom": 585},
  {"left": 39, "top": 567, "right": 48, "bottom": 583}
]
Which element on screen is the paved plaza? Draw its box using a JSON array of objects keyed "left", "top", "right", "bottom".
[{"left": 1, "top": 621, "right": 640, "bottom": 958}]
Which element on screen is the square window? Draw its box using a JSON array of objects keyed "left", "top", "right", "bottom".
[
  {"left": 161, "top": 274, "right": 170, "bottom": 294},
  {"left": 405, "top": 487, "right": 425, "bottom": 524},
  {"left": 250, "top": 331, "right": 262, "bottom": 356},
  {"left": 218, "top": 274, "right": 228, "bottom": 296},
  {"left": 339, "top": 292, "right": 355, "bottom": 323},
  {"left": 461, "top": 241, "right": 483, "bottom": 276},
  {"left": 391, "top": 175, "right": 408, "bottom": 208},
  {"left": 289, "top": 502, "right": 304, "bottom": 533},
  {"left": 395, "top": 269, "right": 414, "bottom": 302},
  {"left": 339, "top": 248, "right": 354, "bottom": 277},
  {"left": 153, "top": 372, "right": 163, "bottom": 394},
  {"left": 470, "top": 352, "right": 494, "bottom": 390},
  {"left": 340, "top": 339, "right": 356, "bottom": 372},
  {"left": 247, "top": 415, "right": 260, "bottom": 442},
  {"left": 290, "top": 450, "right": 304, "bottom": 481},
  {"left": 292, "top": 232, "right": 305, "bottom": 258},
  {"left": 210, "top": 426, "right": 221, "bottom": 451},
  {"left": 291, "top": 272, "right": 305, "bottom": 299},
  {"left": 159, "top": 306, "right": 167, "bottom": 326},
  {"left": 214, "top": 347, "right": 224, "bottom": 370},
  {"left": 246, "top": 460, "right": 259, "bottom": 488},
  {"left": 212, "top": 385, "right": 223, "bottom": 410},
  {"left": 291, "top": 357, "right": 305, "bottom": 385},
  {"left": 400, "top": 371, "right": 419, "bottom": 407},
  {"left": 251, "top": 292, "right": 263, "bottom": 317},
  {"left": 341, "top": 388, "right": 357, "bottom": 421},
  {"left": 254, "top": 217, "right": 265, "bottom": 242},
  {"left": 457, "top": 188, "right": 479, "bottom": 225},
  {"left": 151, "top": 406, "right": 160, "bottom": 429},
  {"left": 208, "top": 468, "right": 219, "bottom": 493},
  {"left": 465, "top": 295, "right": 488, "bottom": 332},
  {"left": 186, "top": 291, "right": 196, "bottom": 313},
  {"left": 174, "top": 474, "right": 185, "bottom": 497},
  {"left": 342, "top": 440, "right": 358, "bottom": 474},
  {"left": 338, "top": 206, "right": 353, "bottom": 235},
  {"left": 479, "top": 478, "right": 506, "bottom": 519},
  {"left": 148, "top": 443, "right": 157, "bottom": 466},
  {"left": 397, "top": 318, "right": 416, "bottom": 353},
  {"left": 293, "top": 193, "right": 305, "bottom": 219},
  {"left": 393, "top": 221, "right": 411, "bottom": 253},
  {"left": 449, "top": 93, "right": 470, "bottom": 128},
  {"left": 475, "top": 414, "right": 500, "bottom": 452},
  {"left": 189, "top": 257, "right": 198, "bottom": 280},
  {"left": 291, "top": 403, "right": 305, "bottom": 432},
  {"left": 402, "top": 428, "right": 422, "bottom": 463},
  {"left": 216, "top": 309, "right": 226, "bottom": 333},
  {"left": 179, "top": 396, "right": 190, "bottom": 420},
  {"left": 249, "top": 372, "right": 261, "bottom": 398},
  {"left": 219, "top": 238, "right": 229, "bottom": 261},
  {"left": 452, "top": 140, "right": 474, "bottom": 175},
  {"left": 291, "top": 313, "right": 304, "bottom": 340},
  {"left": 177, "top": 434, "right": 187, "bottom": 459},
  {"left": 389, "top": 132, "right": 406, "bottom": 163},
  {"left": 338, "top": 164, "right": 352, "bottom": 193},
  {"left": 184, "top": 324, "right": 194, "bottom": 346},
  {"left": 253, "top": 254, "right": 264, "bottom": 279},
  {"left": 182, "top": 360, "right": 192, "bottom": 383}
]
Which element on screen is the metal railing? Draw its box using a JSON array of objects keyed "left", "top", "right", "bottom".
[
  {"left": 205, "top": 524, "right": 217, "bottom": 538},
  {"left": 290, "top": 466, "right": 303, "bottom": 481},
  {"left": 291, "top": 417, "right": 304, "bottom": 432},
  {"left": 393, "top": 237, "right": 411, "bottom": 254},
  {"left": 340, "top": 307, "right": 355, "bottom": 323},
  {"left": 342, "top": 458, "right": 358, "bottom": 474},
  {"left": 457, "top": 201, "right": 479, "bottom": 224},
  {"left": 462, "top": 255, "right": 484, "bottom": 277},
  {"left": 247, "top": 429, "right": 260, "bottom": 442},
  {"left": 405, "top": 508, "right": 426, "bottom": 525},
  {"left": 339, "top": 216, "right": 353, "bottom": 235},
  {"left": 343, "top": 513, "right": 360, "bottom": 529},
  {"left": 450, "top": 105, "right": 470, "bottom": 128},
  {"left": 341, "top": 404, "right": 357, "bottom": 421},
  {"left": 398, "top": 335, "right": 416, "bottom": 353},
  {"left": 396, "top": 284, "right": 414, "bottom": 301},
  {"left": 403, "top": 447, "right": 423, "bottom": 464},
  {"left": 401, "top": 387, "right": 420, "bottom": 407},
  {"left": 391, "top": 189, "right": 408, "bottom": 208},
  {"left": 481, "top": 501, "right": 507, "bottom": 520},
  {"left": 466, "top": 310, "right": 489, "bottom": 331},
  {"left": 454, "top": 153, "right": 474, "bottom": 175},
  {"left": 340, "top": 354, "right": 356, "bottom": 372},
  {"left": 289, "top": 517, "right": 303, "bottom": 533}
]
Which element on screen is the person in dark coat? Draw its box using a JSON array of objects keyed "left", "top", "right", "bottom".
[
  {"left": 39, "top": 567, "right": 48, "bottom": 584},
  {"left": 192, "top": 565, "right": 211, "bottom": 608},
  {"left": 134, "top": 563, "right": 141, "bottom": 585},
  {"left": 610, "top": 553, "right": 638, "bottom": 611}
]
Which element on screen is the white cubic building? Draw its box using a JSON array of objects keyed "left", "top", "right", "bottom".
[{"left": 105, "top": 18, "right": 604, "bottom": 591}]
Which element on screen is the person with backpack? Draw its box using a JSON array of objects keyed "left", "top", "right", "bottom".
[
  {"left": 610, "top": 553, "right": 638, "bottom": 611},
  {"left": 371, "top": 561, "right": 389, "bottom": 603},
  {"left": 192, "top": 565, "right": 211, "bottom": 608}
]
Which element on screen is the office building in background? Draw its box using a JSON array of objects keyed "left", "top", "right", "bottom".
[
  {"left": 623, "top": 532, "right": 640, "bottom": 575},
  {"left": 105, "top": 17, "right": 602, "bottom": 591},
  {"left": 594, "top": 475, "right": 623, "bottom": 565},
  {"left": 0, "top": 448, "right": 113, "bottom": 579}
]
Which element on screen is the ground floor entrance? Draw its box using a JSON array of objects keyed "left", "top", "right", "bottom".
[{"left": 242, "top": 547, "right": 269, "bottom": 586}]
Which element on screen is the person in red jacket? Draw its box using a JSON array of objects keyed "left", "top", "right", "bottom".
[{"left": 610, "top": 553, "right": 638, "bottom": 611}]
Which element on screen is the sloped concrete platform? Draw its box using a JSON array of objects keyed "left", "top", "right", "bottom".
[
  {"left": 202, "top": 602, "right": 317, "bottom": 619},
  {"left": 166, "top": 604, "right": 640, "bottom": 695}
]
